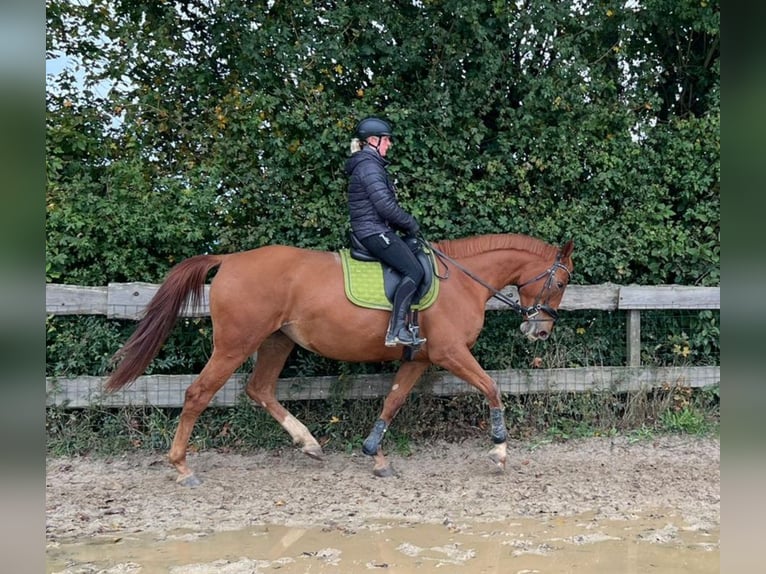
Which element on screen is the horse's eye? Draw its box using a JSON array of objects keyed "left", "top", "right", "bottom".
[{"left": 557, "top": 281, "right": 564, "bottom": 289}]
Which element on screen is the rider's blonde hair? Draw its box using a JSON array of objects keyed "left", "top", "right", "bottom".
[{"left": 349, "top": 137, "right": 364, "bottom": 154}]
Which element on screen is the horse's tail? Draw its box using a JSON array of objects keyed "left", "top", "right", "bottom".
[{"left": 104, "top": 254, "right": 225, "bottom": 392}]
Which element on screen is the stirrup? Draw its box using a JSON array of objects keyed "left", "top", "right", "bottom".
[{"left": 385, "top": 328, "right": 426, "bottom": 347}]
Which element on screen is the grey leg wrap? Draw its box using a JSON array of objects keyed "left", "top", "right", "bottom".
[
  {"left": 490, "top": 408, "right": 507, "bottom": 444},
  {"left": 362, "top": 419, "right": 388, "bottom": 456}
]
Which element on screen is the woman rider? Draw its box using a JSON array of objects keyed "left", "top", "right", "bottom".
[{"left": 344, "top": 116, "right": 426, "bottom": 347}]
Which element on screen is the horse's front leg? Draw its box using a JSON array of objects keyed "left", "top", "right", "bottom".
[
  {"left": 363, "top": 361, "right": 429, "bottom": 477},
  {"left": 433, "top": 348, "right": 508, "bottom": 470},
  {"left": 487, "top": 406, "right": 508, "bottom": 469}
]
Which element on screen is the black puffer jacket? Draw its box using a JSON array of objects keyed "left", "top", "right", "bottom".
[{"left": 344, "top": 147, "right": 419, "bottom": 239}]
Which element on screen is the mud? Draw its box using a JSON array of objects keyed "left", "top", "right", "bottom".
[{"left": 46, "top": 435, "right": 719, "bottom": 573}]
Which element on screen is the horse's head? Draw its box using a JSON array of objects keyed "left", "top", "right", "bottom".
[{"left": 517, "top": 240, "right": 574, "bottom": 341}]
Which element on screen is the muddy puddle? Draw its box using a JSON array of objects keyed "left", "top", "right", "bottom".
[{"left": 46, "top": 511, "right": 718, "bottom": 574}]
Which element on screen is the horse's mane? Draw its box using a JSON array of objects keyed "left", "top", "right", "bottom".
[{"left": 434, "top": 234, "right": 559, "bottom": 260}]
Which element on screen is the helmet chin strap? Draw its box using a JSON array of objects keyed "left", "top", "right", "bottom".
[{"left": 365, "top": 136, "right": 382, "bottom": 153}]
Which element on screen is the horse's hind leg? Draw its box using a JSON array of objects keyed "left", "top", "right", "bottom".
[
  {"left": 245, "top": 332, "right": 323, "bottom": 459},
  {"left": 363, "top": 361, "right": 430, "bottom": 477},
  {"left": 169, "top": 349, "right": 251, "bottom": 486}
]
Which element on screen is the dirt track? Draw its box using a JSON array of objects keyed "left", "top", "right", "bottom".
[{"left": 46, "top": 435, "right": 719, "bottom": 573}]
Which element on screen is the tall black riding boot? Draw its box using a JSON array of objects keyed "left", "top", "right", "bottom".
[{"left": 385, "top": 277, "right": 427, "bottom": 347}]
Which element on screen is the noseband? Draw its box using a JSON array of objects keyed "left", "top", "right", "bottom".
[
  {"left": 426, "top": 240, "right": 571, "bottom": 324},
  {"left": 515, "top": 259, "right": 571, "bottom": 322}
]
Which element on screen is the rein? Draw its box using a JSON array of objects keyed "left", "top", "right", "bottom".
[{"left": 422, "top": 237, "right": 569, "bottom": 322}]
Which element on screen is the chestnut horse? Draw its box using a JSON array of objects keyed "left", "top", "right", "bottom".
[{"left": 106, "top": 234, "right": 574, "bottom": 485}]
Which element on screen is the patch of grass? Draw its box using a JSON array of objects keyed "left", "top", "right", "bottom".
[
  {"left": 389, "top": 431, "right": 413, "bottom": 456},
  {"left": 526, "top": 436, "right": 554, "bottom": 452},
  {"left": 47, "top": 386, "right": 719, "bottom": 457},
  {"left": 46, "top": 406, "right": 148, "bottom": 456},
  {"left": 659, "top": 407, "right": 710, "bottom": 434},
  {"left": 626, "top": 425, "right": 657, "bottom": 443}
]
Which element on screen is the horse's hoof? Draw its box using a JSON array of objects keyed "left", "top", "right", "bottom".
[
  {"left": 302, "top": 445, "right": 324, "bottom": 460},
  {"left": 373, "top": 465, "right": 394, "bottom": 478},
  {"left": 488, "top": 453, "right": 507, "bottom": 471},
  {"left": 177, "top": 473, "right": 202, "bottom": 487}
]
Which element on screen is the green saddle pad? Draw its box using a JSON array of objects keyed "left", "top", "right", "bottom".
[{"left": 339, "top": 249, "right": 439, "bottom": 311}]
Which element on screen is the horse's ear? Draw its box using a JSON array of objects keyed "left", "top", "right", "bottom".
[{"left": 560, "top": 240, "right": 574, "bottom": 259}]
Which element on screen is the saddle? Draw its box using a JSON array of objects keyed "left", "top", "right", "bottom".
[{"left": 340, "top": 234, "right": 439, "bottom": 311}]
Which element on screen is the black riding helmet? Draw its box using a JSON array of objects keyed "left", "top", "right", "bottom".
[{"left": 355, "top": 116, "right": 393, "bottom": 140}]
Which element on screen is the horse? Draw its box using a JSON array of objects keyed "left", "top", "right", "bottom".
[{"left": 105, "top": 233, "right": 574, "bottom": 486}]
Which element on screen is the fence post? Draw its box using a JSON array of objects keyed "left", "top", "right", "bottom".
[{"left": 627, "top": 310, "right": 641, "bottom": 367}]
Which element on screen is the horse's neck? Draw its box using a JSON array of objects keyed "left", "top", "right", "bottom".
[
  {"left": 463, "top": 248, "right": 539, "bottom": 291},
  {"left": 437, "top": 234, "right": 556, "bottom": 291}
]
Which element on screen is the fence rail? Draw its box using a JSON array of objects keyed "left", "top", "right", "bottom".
[
  {"left": 45, "top": 282, "right": 720, "bottom": 318},
  {"left": 46, "top": 283, "right": 720, "bottom": 408}
]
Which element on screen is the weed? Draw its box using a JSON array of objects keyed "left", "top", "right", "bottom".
[
  {"left": 626, "top": 425, "right": 656, "bottom": 443},
  {"left": 660, "top": 407, "right": 709, "bottom": 434},
  {"left": 389, "top": 431, "right": 413, "bottom": 456}
]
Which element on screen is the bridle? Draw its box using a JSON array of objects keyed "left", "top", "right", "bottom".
[
  {"left": 514, "top": 258, "right": 571, "bottom": 322},
  {"left": 424, "top": 239, "right": 571, "bottom": 324}
]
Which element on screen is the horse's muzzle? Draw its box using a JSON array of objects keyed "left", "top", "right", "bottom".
[{"left": 520, "top": 321, "right": 551, "bottom": 341}]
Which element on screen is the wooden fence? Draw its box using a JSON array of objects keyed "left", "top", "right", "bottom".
[{"left": 46, "top": 283, "right": 720, "bottom": 408}]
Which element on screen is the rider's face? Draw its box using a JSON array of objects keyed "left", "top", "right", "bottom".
[{"left": 376, "top": 135, "right": 392, "bottom": 157}]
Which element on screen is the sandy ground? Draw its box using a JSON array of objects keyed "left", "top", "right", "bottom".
[{"left": 46, "top": 435, "right": 719, "bottom": 541}]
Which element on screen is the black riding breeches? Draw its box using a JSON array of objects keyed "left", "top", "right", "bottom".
[{"left": 359, "top": 232, "right": 425, "bottom": 286}]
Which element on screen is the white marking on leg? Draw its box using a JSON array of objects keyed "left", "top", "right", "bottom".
[
  {"left": 282, "top": 413, "right": 316, "bottom": 447},
  {"left": 392, "top": 384, "right": 399, "bottom": 391},
  {"left": 489, "top": 442, "right": 507, "bottom": 468}
]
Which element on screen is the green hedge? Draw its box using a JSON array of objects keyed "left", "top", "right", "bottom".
[{"left": 46, "top": 0, "right": 719, "bottom": 380}]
